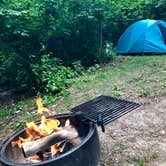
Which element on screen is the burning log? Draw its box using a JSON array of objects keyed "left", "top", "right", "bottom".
[{"left": 22, "top": 127, "right": 80, "bottom": 158}]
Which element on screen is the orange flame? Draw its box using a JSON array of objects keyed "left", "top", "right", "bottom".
[
  {"left": 51, "top": 142, "right": 62, "bottom": 156},
  {"left": 11, "top": 98, "right": 69, "bottom": 161},
  {"left": 12, "top": 116, "right": 61, "bottom": 148},
  {"left": 27, "top": 154, "right": 41, "bottom": 163},
  {"left": 35, "top": 98, "right": 50, "bottom": 114},
  {"left": 12, "top": 98, "right": 60, "bottom": 148}
]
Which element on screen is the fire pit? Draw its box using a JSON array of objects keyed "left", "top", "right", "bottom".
[
  {"left": 0, "top": 114, "right": 100, "bottom": 166},
  {"left": 0, "top": 95, "right": 140, "bottom": 166}
]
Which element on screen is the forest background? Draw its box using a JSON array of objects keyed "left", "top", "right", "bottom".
[{"left": 0, "top": 0, "right": 165, "bottom": 95}]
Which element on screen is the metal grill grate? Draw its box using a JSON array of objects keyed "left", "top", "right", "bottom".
[{"left": 70, "top": 96, "right": 140, "bottom": 132}]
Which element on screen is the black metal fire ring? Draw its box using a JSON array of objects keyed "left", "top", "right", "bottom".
[
  {"left": 0, "top": 113, "right": 100, "bottom": 166},
  {"left": 0, "top": 96, "right": 140, "bottom": 166}
]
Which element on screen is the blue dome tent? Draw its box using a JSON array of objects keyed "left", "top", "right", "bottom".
[{"left": 116, "top": 19, "right": 166, "bottom": 54}]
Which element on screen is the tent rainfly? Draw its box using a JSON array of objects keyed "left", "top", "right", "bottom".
[{"left": 116, "top": 19, "right": 166, "bottom": 54}]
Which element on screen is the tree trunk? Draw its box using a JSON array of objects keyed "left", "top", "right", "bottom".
[{"left": 98, "top": 19, "right": 103, "bottom": 64}]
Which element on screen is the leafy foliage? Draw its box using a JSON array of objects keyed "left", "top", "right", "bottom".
[
  {"left": 0, "top": 0, "right": 166, "bottom": 94},
  {"left": 32, "top": 54, "right": 77, "bottom": 93}
]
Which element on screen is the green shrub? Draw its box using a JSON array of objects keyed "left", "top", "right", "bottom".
[
  {"left": 32, "top": 54, "right": 81, "bottom": 94},
  {"left": 1, "top": 0, "right": 165, "bottom": 94}
]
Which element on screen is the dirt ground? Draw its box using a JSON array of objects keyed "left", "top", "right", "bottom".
[{"left": 98, "top": 95, "right": 166, "bottom": 166}]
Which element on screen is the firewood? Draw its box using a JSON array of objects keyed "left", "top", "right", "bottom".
[
  {"left": 22, "top": 127, "right": 79, "bottom": 157},
  {"left": 69, "top": 137, "right": 81, "bottom": 145}
]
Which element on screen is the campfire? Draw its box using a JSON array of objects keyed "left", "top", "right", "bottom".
[
  {"left": 0, "top": 95, "right": 140, "bottom": 166},
  {"left": 11, "top": 98, "right": 81, "bottom": 163}
]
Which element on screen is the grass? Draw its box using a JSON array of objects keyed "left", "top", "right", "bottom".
[
  {"left": 128, "top": 155, "right": 146, "bottom": 166},
  {"left": 119, "top": 143, "right": 128, "bottom": 151},
  {"left": 127, "top": 151, "right": 159, "bottom": 166},
  {"left": 0, "top": 55, "right": 166, "bottom": 165},
  {"left": 0, "top": 102, "right": 24, "bottom": 119},
  {"left": 150, "top": 151, "right": 159, "bottom": 160},
  {"left": 1, "top": 55, "right": 166, "bottom": 122}
]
